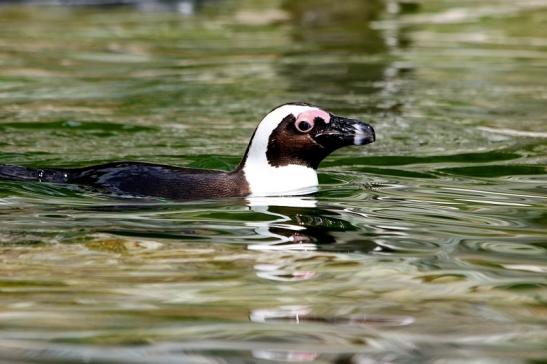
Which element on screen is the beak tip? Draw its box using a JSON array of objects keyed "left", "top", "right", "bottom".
[{"left": 353, "top": 123, "right": 375, "bottom": 145}]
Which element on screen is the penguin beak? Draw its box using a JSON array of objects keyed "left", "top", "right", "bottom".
[{"left": 315, "top": 114, "right": 375, "bottom": 149}]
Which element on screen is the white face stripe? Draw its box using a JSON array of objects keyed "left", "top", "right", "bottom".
[
  {"left": 243, "top": 104, "right": 322, "bottom": 196},
  {"left": 245, "top": 104, "right": 319, "bottom": 167}
]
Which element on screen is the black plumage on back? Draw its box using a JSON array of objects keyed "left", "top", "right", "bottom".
[{"left": 0, "top": 162, "right": 249, "bottom": 200}]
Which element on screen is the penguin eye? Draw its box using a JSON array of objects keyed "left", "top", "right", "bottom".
[{"left": 295, "top": 119, "right": 314, "bottom": 133}]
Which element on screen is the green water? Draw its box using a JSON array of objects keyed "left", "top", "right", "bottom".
[{"left": 0, "top": 0, "right": 546, "bottom": 363}]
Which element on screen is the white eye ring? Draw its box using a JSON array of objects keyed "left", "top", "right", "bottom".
[{"left": 295, "top": 119, "right": 314, "bottom": 133}]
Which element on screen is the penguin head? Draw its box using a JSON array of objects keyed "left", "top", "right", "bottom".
[{"left": 244, "top": 102, "right": 375, "bottom": 170}]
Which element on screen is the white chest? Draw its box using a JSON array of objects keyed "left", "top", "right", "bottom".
[{"left": 243, "top": 164, "right": 318, "bottom": 197}]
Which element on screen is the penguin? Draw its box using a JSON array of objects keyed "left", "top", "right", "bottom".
[{"left": 0, "top": 102, "right": 375, "bottom": 200}]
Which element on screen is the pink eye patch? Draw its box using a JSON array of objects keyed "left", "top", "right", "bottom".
[{"left": 296, "top": 109, "right": 330, "bottom": 125}]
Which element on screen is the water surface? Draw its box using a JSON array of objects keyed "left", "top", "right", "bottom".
[{"left": 0, "top": 0, "right": 546, "bottom": 363}]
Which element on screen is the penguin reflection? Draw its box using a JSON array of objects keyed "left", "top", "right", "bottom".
[{"left": 245, "top": 196, "right": 377, "bottom": 254}]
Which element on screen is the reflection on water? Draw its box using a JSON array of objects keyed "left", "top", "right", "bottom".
[
  {"left": 0, "top": 0, "right": 546, "bottom": 363},
  {"left": 247, "top": 197, "right": 362, "bottom": 253}
]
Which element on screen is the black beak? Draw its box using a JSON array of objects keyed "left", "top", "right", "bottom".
[{"left": 315, "top": 114, "right": 375, "bottom": 149}]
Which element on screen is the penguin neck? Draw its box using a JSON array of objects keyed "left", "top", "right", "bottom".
[{"left": 236, "top": 151, "right": 318, "bottom": 197}]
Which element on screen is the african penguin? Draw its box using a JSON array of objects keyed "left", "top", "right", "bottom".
[{"left": 0, "top": 103, "right": 375, "bottom": 200}]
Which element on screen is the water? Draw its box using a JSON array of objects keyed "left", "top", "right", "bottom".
[{"left": 0, "top": 0, "right": 546, "bottom": 363}]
